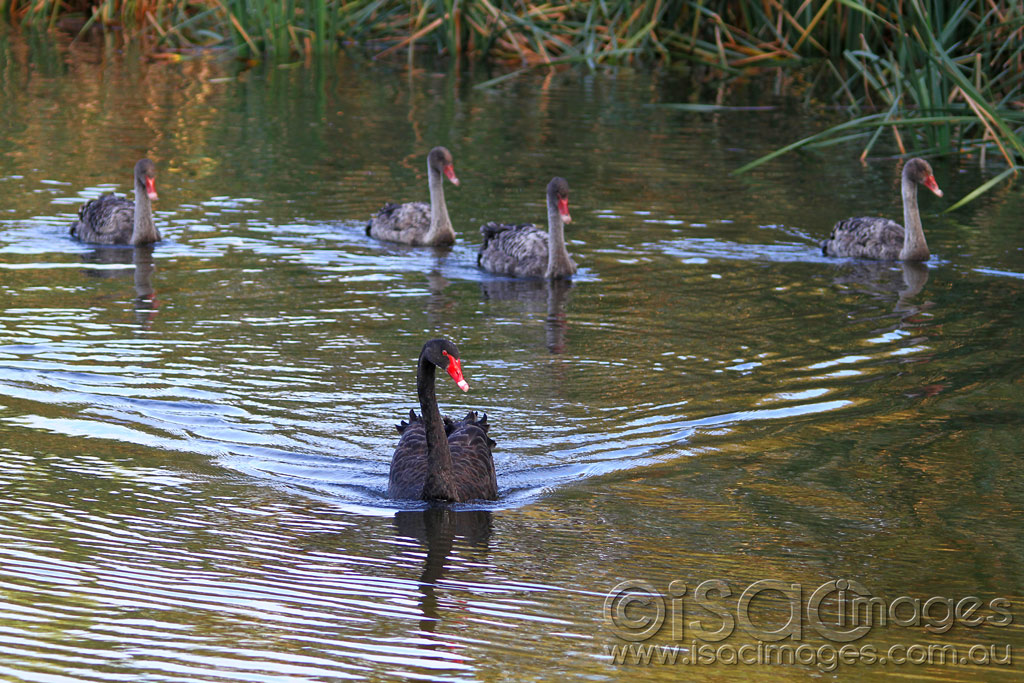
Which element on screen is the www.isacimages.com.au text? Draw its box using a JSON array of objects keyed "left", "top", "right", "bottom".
[{"left": 604, "top": 641, "right": 1012, "bottom": 671}]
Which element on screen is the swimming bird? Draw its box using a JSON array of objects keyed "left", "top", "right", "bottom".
[
  {"left": 367, "top": 147, "right": 460, "bottom": 246},
  {"left": 821, "top": 158, "right": 943, "bottom": 261},
  {"left": 387, "top": 339, "right": 497, "bottom": 502},
  {"left": 477, "top": 176, "right": 576, "bottom": 279},
  {"left": 70, "top": 159, "right": 160, "bottom": 246}
]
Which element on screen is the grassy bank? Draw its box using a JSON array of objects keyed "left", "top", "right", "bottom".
[{"left": 3, "top": 0, "right": 1023, "bottom": 200}]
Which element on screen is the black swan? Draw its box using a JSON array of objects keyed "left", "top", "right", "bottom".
[
  {"left": 821, "top": 158, "right": 943, "bottom": 261},
  {"left": 367, "top": 147, "right": 460, "bottom": 246},
  {"left": 70, "top": 159, "right": 160, "bottom": 246},
  {"left": 477, "top": 177, "right": 576, "bottom": 279},
  {"left": 387, "top": 339, "right": 497, "bottom": 502}
]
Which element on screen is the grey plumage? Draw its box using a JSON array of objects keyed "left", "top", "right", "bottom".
[
  {"left": 477, "top": 177, "right": 576, "bottom": 279},
  {"left": 478, "top": 222, "right": 554, "bottom": 278},
  {"left": 821, "top": 216, "right": 905, "bottom": 260},
  {"left": 367, "top": 201, "right": 431, "bottom": 240},
  {"left": 70, "top": 159, "right": 160, "bottom": 246},
  {"left": 821, "top": 158, "right": 942, "bottom": 261},
  {"left": 367, "top": 146, "right": 459, "bottom": 246}
]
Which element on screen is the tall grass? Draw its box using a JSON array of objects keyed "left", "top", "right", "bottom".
[
  {"left": 3, "top": 0, "right": 1022, "bottom": 201},
  {"left": 731, "top": 0, "right": 1024, "bottom": 196}
]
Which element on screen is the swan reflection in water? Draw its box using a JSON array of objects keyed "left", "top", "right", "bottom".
[
  {"left": 833, "top": 260, "right": 944, "bottom": 398},
  {"left": 479, "top": 278, "right": 574, "bottom": 354},
  {"left": 393, "top": 507, "right": 493, "bottom": 637},
  {"left": 79, "top": 244, "right": 159, "bottom": 328},
  {"left": 831, "top": 260, "right": 931, "bottom": 316},
  {"left": 421, "top": 268, "right": 573, "bottom": 353}
]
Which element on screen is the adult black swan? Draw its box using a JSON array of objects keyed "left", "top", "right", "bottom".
[
  {"left": 367, "top": 147, "right": 460, "bottom": 246},
  {"left": 478, "top": 177, "right": 576, "bottom": 279},
  {"left": 387, "top": 339, "right": 497, "bottom": 502},
  {"left": 821, "top": 158, "right": 943, "bottom": 261},
  {"left": 70, "top": 159, "right": 160, "bottom": 246}
]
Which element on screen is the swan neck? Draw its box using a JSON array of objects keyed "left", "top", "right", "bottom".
[
  {"left": 417, "top": 353, "right": 457, "bottom": 500},
  {"left": 425, "top": 165, "right": 455, "bottom": 244},
  {"left": 546, "top": 200, "right": 572, "bottom": 278},
  {"left": 900, "top": 175, "right": 929, "bottom": 261},
  {"left": 132, "top": 184, "right": 158, "bottom": 246}
]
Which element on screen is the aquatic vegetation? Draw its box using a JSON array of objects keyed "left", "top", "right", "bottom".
[
  {"left": 729, "top": 0, "right": 1024, "bottom": 209},
  {"left": 2, "top": 0, "right": 1022, "bottom": 202}
]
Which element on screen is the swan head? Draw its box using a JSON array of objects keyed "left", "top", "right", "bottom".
[
  {"left": 904, "top": 158, "right": 942, "bottom": 198},
  {"left": 422, "top": 339, "right": 469, "bottom": 391},
  {"left": 135, "top": 158, "right": 158, "bottom": 201},
  {"left": 547, "top": 177, "right": 571, "bottom": 224},
  {"left": 429, "top": 146, "right": 459, "bottom": 187}
]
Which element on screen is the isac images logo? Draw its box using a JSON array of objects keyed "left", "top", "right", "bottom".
[{"left": 602, "top": 578, "right": 1014, "bottom": 671}]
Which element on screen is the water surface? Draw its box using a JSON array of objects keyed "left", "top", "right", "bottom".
[{"left": 0, "top": 33, "right": 1022, "bottom": 680}]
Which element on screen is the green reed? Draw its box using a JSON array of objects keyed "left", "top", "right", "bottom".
[
  {"left": 726, "top": 0, "right": 1024, "bottom": 205},
  {"left": 3, "top": 0, "right": 1022, "bottom": 202}
]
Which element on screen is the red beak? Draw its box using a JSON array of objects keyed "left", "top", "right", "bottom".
[
  {"left": 443, "top": 164, "right": 460, "bottom": 187},
  {"left": 442, "top": 351, "right": 469, "bottom": 391},
  {"left": 145, "top": 176, "right": 158, "bottom": 201},
  {"left": 923, "top": 175, "right": 943, "bottom": 198},
  {"left": 557, "top": 197, "right": 571, "bottom": 224}
]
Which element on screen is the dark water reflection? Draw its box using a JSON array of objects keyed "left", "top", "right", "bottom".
[
  {"left": 0, "top": 32, "right": 1022, "bottom": 680},
  {"left": 479, "top": 278, "right": 573, "bottom": 354},
  {"left": 78, "top": 244, "right": 159, "bottom": 327},
  {"left": 394, "top": 508, "right": 493, "bottom": 636}
]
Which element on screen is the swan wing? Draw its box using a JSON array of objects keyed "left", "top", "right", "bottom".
[
  {"left": 821, "top": 216, "right": 904, "bottom": 260},
  {"left": 477, "top": 223, "right": 548, "bottom": 277},
  {"left": 387, "top": 410, "right": 428, "bottom": 499},
  {"left": 448, "top": 411, "right": 497, "bottom": 502},
  {"left": 388, "top": 410, "right": 497, "bottom": 502},
  {"left": 70, "top": 194, "right": 135, "bottom": 245},
  {"left": 367, "top": 201, "right": 431, "bottom": 243}
]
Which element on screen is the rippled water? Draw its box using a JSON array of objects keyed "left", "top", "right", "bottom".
[{"left": 0, "top": 32, "right": 1022, "bottom": 680}]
